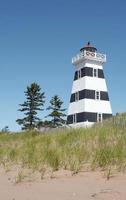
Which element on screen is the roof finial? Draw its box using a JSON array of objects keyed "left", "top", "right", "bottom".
[{"left": 87, "top": 41, "right": 90, "bottom": 46}]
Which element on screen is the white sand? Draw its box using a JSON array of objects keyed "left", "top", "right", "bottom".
[{"left": 0, "top": 168, "right": 126, "bottom": 200}]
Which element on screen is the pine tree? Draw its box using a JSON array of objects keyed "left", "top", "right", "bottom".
[
  {"left": 16, "top": 82, "right": 45, "bottom": 130},
  {"left": 37, "top": 120, "right": 53, "bottom": 129},
  {"left": 47, "top": 95, "right": 66, "bottom": 127}
]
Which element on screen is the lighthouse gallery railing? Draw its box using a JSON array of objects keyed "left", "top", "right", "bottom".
[{"left": 72, "top": 50, "right": 106, "bottom": 64}]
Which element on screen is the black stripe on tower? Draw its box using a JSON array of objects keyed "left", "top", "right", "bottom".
[
  {"left": 70, "top": 89, "right": 109, "bottom": 102},
  {"left": 67, "top": 112, "right": 112, "bottom": 124},
  {"left": 79, "top": 89, "right": 95, "bottom": 100},
  {"left": 98, "top": 69, "right": 104, "bottom": 78},
  {"left": 74, "top": 67, "right": 104, "bottom": 80},
  {"left": 100, "top": 91, "right": 109, "bottom": 101}
]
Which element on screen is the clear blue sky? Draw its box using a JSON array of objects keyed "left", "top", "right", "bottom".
[{"left": 0, "top": 0, "right": 126, "bottom": 131}]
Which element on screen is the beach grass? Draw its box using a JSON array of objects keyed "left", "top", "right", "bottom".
[{"left": 0, "top": 113, "right": 126, "bottom": 176}]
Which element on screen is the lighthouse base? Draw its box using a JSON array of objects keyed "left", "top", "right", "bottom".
[{"left": 68, "top": 121, "right": 94, "bottom": 128}]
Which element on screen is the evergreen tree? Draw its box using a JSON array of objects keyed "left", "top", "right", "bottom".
[
  {"left": 16, "top": 82, "right": 45, "bottom": 130},
  {"left": 37, "top": 120, "right": 53, "bottom": 129},
  {"left": 47, "top": 95, "right": 66, "bottom": 127}
]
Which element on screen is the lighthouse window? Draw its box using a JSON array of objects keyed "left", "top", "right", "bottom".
[
  {"left": 74, "top": 71, "right": 78, "bottom": 80},
  {"left": 95, "top": 91, "right": 100, "bottom": 100},
  {"left": 93, "top": 68, "right": 98, "bottom": 77},
  {"left": 78, "top": 70, "right": 81, "bottom": 79},
  {"left": 73, "top": 114, "right": 76, "bottom": 123},
  {"left": 98, "top": 69, "right": 104, "bottom": 78},
  {"left": 97, "top": 113, "right": 102, "bottom": 122},
  {"left": 75, "top": 92, "right": 79, "bottom": 101}
]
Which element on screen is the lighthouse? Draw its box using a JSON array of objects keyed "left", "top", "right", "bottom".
[{"left": 67, "top": 42, "right": 112, "bottom": 128}]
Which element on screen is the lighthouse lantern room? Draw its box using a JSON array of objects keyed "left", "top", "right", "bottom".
[{"left": 67, "top": 42, "right": 112, "bottom": 128}]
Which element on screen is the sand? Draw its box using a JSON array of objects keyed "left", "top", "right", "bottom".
[{"left": 0, "top": 168, "right": 126, "bottom": 200}]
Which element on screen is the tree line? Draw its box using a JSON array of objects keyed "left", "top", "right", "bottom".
[{"left": 16, "top": 82, "right": 66, "bottom": 130}]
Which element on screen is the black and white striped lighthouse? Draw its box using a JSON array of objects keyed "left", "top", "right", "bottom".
[{"left": 67, "top": 42, "right": 112, "bottom": 128}]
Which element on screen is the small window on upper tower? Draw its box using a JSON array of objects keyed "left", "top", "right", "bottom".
[
  {"left": 93, "top": 68, "right": 98, "bottom": 77},
  {"left": 95, "top": 90, "right": 100, "bottom": 100},
  {"left": 78, "top": 70, "right": 81, "bottom": 79},
  {"left": 75, "top": 92, "right": 79, "bottom": 101}
]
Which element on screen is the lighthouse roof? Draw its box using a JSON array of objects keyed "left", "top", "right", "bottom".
[{"left": 80, "top": 42, "right": 97, "bottom": 52}]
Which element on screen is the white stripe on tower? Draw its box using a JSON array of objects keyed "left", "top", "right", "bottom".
[{"left": 67, "top": 42, "right": 112, "bottom": 128}]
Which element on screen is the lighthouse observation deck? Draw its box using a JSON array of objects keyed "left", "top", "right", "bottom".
[{"left": 72, "top": 50, "right": 106, "bottom": 65}]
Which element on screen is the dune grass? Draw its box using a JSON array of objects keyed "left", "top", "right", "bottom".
[{"left": 0, "top": 113, "right": 126, "bottom": 177}]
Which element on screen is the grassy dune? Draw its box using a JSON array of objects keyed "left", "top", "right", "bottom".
[{"left": 0, "top": 113, "right": 126, "bottom": 178}]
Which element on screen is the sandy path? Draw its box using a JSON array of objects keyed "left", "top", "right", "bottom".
[{"left": 0, "top": 169, "right": 126, "bottom": 200}]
